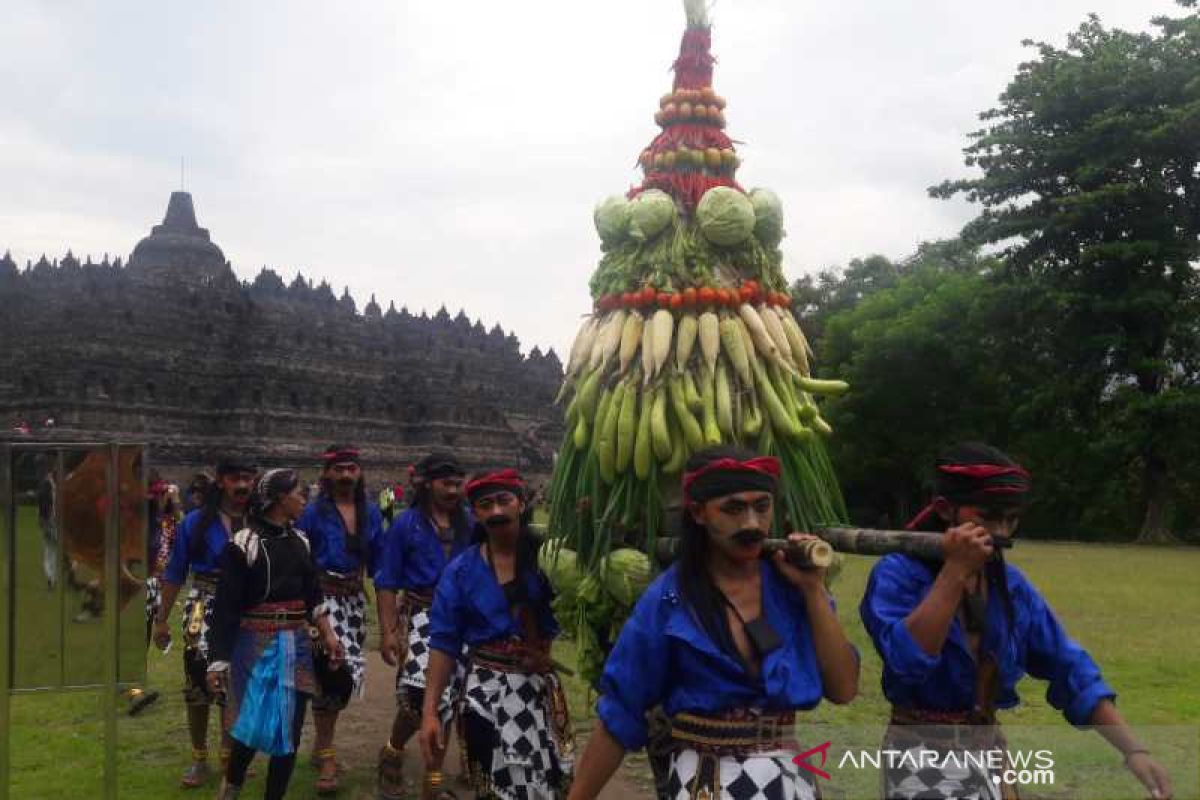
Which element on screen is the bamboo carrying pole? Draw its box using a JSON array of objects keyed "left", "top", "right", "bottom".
[{"left": 653, "top": 526, "right": 1013, "bottom": 568}]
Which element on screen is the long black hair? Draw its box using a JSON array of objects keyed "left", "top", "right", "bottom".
[
  {"left": 675, "top": 445, "right": 763, "bottom": 662},
  {"left": 319, "top": 472, "right": 368, "bottom": 558},
  {"left": 412, "top": 478, "right": 473, "bottom": 547}
]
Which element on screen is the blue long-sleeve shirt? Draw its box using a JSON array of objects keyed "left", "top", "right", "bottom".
[
  {"left": 372, "top": 505, "right": 474, "bottom": 592},
  {"left": 296, "top": 495, "right": 385, "bottom": 576},
  {"left": 427, "top": 544, "right": 559, "bottom": 657},
  {"left": 859, "top": 553, "right": 1115, "bottom": 727},
  {"left": 597, "top": 562, "right": 838, "bottom": 752},
  {"left": 163, "top": 508, "right": 230, "bottom": 584}
]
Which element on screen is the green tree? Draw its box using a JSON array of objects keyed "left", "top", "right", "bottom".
[
  {"left": 816, "top": 245, "right": 1023, "bottom": 526},
  {"left": 931, "top": 6, "right": 1200, "bottom": 542}
]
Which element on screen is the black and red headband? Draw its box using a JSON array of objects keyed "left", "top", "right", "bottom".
[
  {"left": 683, "top": 456, "right": 781, "bottom": 502},
  {"left": 321, "top": 445, "right": 361, "bottom": 467},
  {"left": 934, "top": 454, "right": 1031, "bottom": 506},
  {"left": 466, "top": 469, "right": 525, "bottom": 503},
  {"left": 906, "top": 444, "right": 1032, "bottom": 529}
]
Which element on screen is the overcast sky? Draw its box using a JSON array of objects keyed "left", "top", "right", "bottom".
[{"left": 0, "top": 0, "right": 1183, "bottom": 358}]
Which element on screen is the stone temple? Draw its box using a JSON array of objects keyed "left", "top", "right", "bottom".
[{"left": 0, "top": 192, "right": 564, "bottom": 480}]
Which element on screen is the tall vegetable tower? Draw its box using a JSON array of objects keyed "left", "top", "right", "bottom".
[{"left": 546, "top": 0, "right": 849, "bottom": 677}]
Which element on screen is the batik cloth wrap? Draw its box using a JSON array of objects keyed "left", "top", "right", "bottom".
[
  {"left": 881, "top": 708, "right": 1017, "bottom": 800},
  {"left": 313, "top": 571, "right": 367, "bottom": 710},
  {"left": 665, "top": 709, "right": 819, "bottom": 800},
  {"left": 224, "top": 600, "right": 316, "bottom": 757},
  {"left": 182, "top": 572, "right": 220, "bottom": 705},
  {"left": 459, "top": 642, "right": 574, "bottom": 800},
  {"left": 396, "top": 588, "right": 464, "bottom": 727}
]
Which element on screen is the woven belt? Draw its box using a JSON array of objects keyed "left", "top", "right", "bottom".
[
  {"left": 888, "top": 706, "right": 1003, "bottom": 750},
  {"left": 191, "top": 573, "right": 220, "bottom": 594},
  {"left": 473, "top": 642, "right": 532, "bottom": 674},
  {"left": 670, "top": 710, "right": 796, "bottom": 756},
  {"left": 402, "top": 588, "right": 435, "bottom": 611},
  {"left": 319, "top": 572, "right": 363, "bottom": 597},
  {"left": 241, "top": 600, "right": 308, "bottom": 632}
]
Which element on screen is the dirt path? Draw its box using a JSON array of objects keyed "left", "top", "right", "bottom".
[{"left": 301, "top": 651, "right": 651, "bottom": 799}]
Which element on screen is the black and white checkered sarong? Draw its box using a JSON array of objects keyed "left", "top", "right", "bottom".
[
  {"left": 882, "top": 743, "right": 1002, "bottom": 800},
  {"left": 667, "top": 749, "right": 819, "bottom": 800},
  {"left": 321, "top": 590, "right": 367, "bottom": 697},
  {"left": 463, "top": 664, "right": 574, "bottom": 800},
  {"left": 397, "top": 607, "right": 463, "bottom": 725},
  {"left": 145, "top": 576, "right": 162, "bottom": 628}
]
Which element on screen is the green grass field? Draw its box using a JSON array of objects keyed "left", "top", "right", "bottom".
[{"left": 4, "top": 510, "right": 1198, "bottom": 798}]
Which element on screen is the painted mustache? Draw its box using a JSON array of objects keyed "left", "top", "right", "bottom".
[
  {"left": 731, "top": 529, "right": 767, "bottom": 547},
  {"left": 484, "top": 514, "right": 511, "bottom": 528}
]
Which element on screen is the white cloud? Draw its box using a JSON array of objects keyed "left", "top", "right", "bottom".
[{"left": 0, "top": 0, "right": 1184, "bottom": 358}]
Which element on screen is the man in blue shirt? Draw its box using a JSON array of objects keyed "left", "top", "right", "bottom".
[
  {"left": 298, "top": 444, "right": 385, "bottom": 795},
  {"left": 419, "top": 468, "right": 574, "bottom": 800},
  {"left": 152, "top": 455, "right": 256, "bottom": 789},
  {"left": 375, "top": 451, "right": 474, "bottom": 800},
  {"left": 570, "top": 446, "right": 860, "bottom": 800},
  {"left": 860, "top": 443, "right": 1172, "bottom": 800}
]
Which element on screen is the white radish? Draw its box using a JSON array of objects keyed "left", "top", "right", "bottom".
[
  {"left": 640, "top": 313, "right": 656, "bottom": 385},
  {"left": 596, "top": 309, "right": 627, "bottom": 372},
  {"left": 565, "top": 316, "right": 597, "bottom": 380},
  {"left": 788, "top": 310, "right": 815, "bottom": 359},
  {"left": 588, "top": 311, "right": 617, "bottom": 370},
  {"left": 675, "top": 313, "right": 698, "bottom": 371},
  {"left": 618, "top": 312, "right": 645, "bottom": 375},
  {"left": 735, "top": 315, "right": 757, "bottom": 361},
  {"left": 779, "top": 310, "right": 812, "bottom": 375},
  {"left": 738, "top": 304, "right": 780, "bottom": 363},
  {"left": 761, "top": 306, "right": 794, "bottom": 366},
  {"left": 698, "top": 311, "right": 721, "bottom": 373},
  {"left": 651, "top": 309, "right": 674, "bottom": 379}
]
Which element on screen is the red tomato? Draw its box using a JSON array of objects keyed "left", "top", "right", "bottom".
[
  {"left": 657, "top": 292, "right": 672, "bottom": 307},
  {"left": 698, "top": 286, "right": 716, "bottom": 305},
  {"left": 621, "top": 291, "right": 634, "bottom": 308},
  {"left": 641, "top": 286, "right": 657, "bottom": 306},
  {"left": 738, "top": 285, "right": 754, "bottom": 303},
  {"left": 669, "top": 293, "right": 684, "bottom": 310},
  {"left": 682, "top": 287, "right": 698, "bottom": 307}
]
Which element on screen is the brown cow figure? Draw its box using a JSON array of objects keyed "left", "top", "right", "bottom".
[{"left": 59, "top": 447, "right": 146, "bottom": 615}]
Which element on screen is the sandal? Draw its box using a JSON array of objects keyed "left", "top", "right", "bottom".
[
  {"left": 179, "top": 755, "right": 210, "bottom": 789},
  {"left": 377, "top": 743, "right": 405, "bottom": 800},
  {"left": 315, "top": 748, "right": 340, "bottom": 795}
]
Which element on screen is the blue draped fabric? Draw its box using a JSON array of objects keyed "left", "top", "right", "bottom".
[{"left": 230, "top": 631, "right": 298, "bottom": 756}]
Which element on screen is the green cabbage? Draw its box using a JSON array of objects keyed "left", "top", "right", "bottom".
[
  {"left": 594, "top": 195, "right": 631, "bottom": 245},
  {"left": 697, "top": 186, "right": 756, "bottom": 246},
  {"left": 602, "top": 548, "right": 653, "bottom": 608},
  {"left": 538, "top": 545, "right": 581, "bottom": 604},
  {"left": 749, "top": 187, "right": 785, "bottom": 247},
  {"left": 628, "top": 189, "right": 677, "bottom": 242}
]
